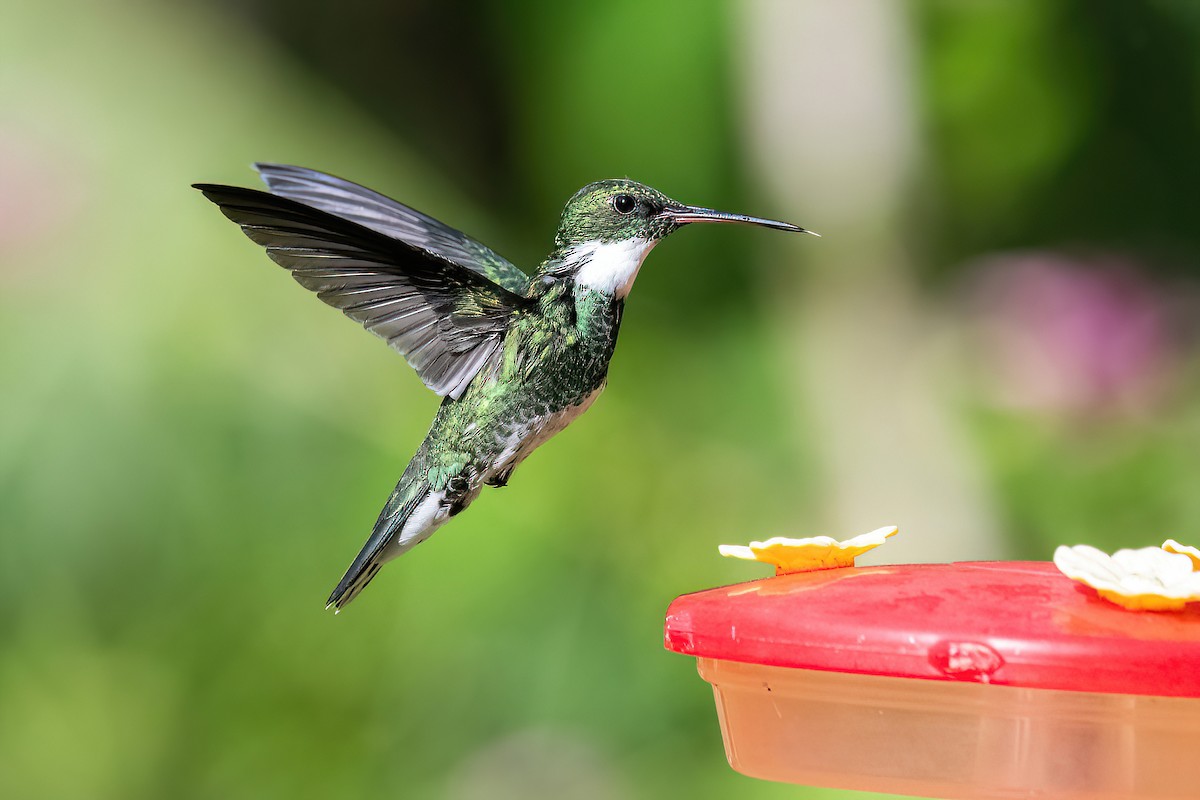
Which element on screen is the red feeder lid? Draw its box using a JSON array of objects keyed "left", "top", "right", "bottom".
[{"left": 664, "top": 561, "right": 1200, "bottom": 698}]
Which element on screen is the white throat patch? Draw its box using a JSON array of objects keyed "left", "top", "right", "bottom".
[{"left": 567, "top": 238, "right": 657, "bottom": 298}]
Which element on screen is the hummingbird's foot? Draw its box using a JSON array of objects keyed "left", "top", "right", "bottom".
[{"left": 485, "top": 467, "right": 514, "bottom": 488}]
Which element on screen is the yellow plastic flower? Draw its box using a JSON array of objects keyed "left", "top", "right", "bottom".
[
  {"left": 1053, "top": 544, "right": 1200, "bottom": 611},
  {"left": 1162, "top": 539, "right": 1200, "bottom": 570},
  {"left": 719, "top": 526, "right": 898, "bottom": 575}
]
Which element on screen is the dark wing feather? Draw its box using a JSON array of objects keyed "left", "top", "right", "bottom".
[
  {"left": 254, "top": 163, "right": 530, "bottom": 294},
  {"left": 195, "top": 183, "right": 532, "bottom": 399}
]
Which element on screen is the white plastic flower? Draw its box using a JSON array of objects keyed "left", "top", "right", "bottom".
[
  {"left": 1162, "top": 539, "right": 1200, "bottom": 570},
  {"left": 719, "top": 526, "right": 898, "bottom": 575},
  {"left": 1053, "top": 544, "right": 1200, "bottom": 611}
]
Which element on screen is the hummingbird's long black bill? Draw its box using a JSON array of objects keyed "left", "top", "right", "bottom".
[{"left": 664, "top": 205, "right": 819, "bottom": 236}]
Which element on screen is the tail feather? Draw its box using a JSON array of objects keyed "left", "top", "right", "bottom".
[
  {"left": 326, "top": 561, "right": 384, "bottom": 612},
  {"left": 326, "top": 477, "right": 434, "bottom": 612}
]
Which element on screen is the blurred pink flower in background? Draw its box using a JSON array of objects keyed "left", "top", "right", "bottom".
[
  {"left": 965, "top": 253, "right": 1194, "bottom": 417},
  {"left": 0, "top": 126, "right": 87, "bottom": 278}
]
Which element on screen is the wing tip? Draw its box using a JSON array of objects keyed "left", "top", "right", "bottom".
[
  {"left": 253, "top": 161, "right": 292, "bottom": 177},
  {"left": 255, "top": 162, "right": 327, "bottom": 186},
  {"left": 193, "top": 182, "right": 259, "bottom": 200}
]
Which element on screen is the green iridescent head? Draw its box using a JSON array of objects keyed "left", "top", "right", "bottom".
[
  {"left": 551, "top": 179, "right": 814, "bottom": 251},
  {"left": 553, "top": 180, "right": 677, "bottom": 248}
]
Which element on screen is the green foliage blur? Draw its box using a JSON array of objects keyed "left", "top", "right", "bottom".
[{"left": 2, "top": 1, "right": 1199, "bottom": 798}]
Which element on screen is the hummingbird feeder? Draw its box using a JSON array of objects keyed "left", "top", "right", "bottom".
[{"left": 665, "top": 534, "right": 1200, "bottom": 799}]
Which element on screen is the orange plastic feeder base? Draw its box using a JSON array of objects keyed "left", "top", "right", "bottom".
[{"left": 702, "top": 658, "right": 1199, "bottom": 799}]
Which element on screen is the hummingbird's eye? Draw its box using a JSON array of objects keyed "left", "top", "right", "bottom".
[{"left": 612, "top": 194, "right": 637, "bottom": 215}]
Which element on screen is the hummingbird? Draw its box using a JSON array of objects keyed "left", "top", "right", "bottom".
[{"left": 195, "top": 164, "right": 814, "bottom": 610}]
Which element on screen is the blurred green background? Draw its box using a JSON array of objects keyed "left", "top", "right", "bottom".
[{"left": 3, "top": 0, "right": 1199, "bottom": 797}]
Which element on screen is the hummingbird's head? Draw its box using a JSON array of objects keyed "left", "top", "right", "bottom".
[
  {"left": 547, "top": 179, "right": 812, "bottom": 298},
  {"left": 553, "top": 180, "right": 679, "bottom": 251}
]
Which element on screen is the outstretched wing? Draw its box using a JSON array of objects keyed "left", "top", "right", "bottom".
[
  {"left": 254, "top": 163, "right": 530, "bottom": 294},
  {"left": 195, "top": 184, "right": 533, "bottom": 399}
]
